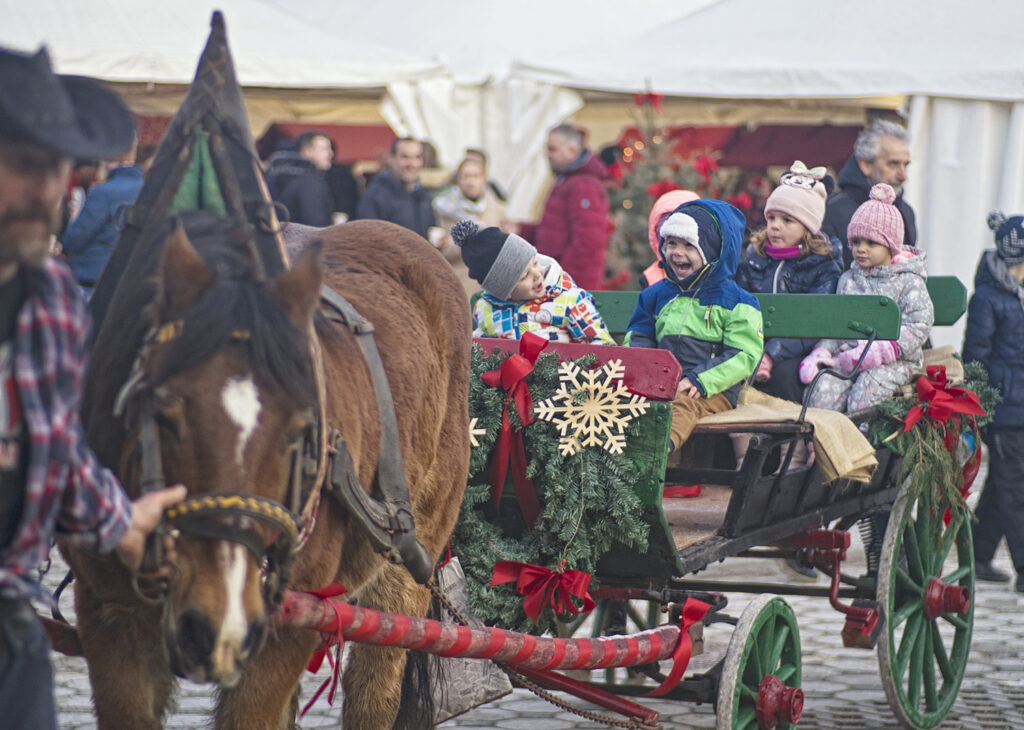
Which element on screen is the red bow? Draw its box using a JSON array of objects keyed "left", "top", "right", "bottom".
[
  {"left": 693, "top": 154, "right": 719, "bottom": 185},
  {"left": 491, "top": 560, "right": 595, "bottom": 621},
  {"left": 903, "top": 365, "right": 986, "bottom": 432},
  {"left": 646, "top": 179, "right": 680, "bottom": 200},
  {"left": 632, "top": 92, "right": 664, "bottom": 112},
  {"left": 480, "top": 332, "right": 548, "bottom": 526},
  {"left": 301, "top": 582, "right": 347, "bottom": 717},
  {"left": 646, "top": 597, "right": 711, "bottom": 696}
]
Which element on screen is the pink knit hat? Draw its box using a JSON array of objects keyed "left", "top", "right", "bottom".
[
  {"left": 764, "top": 161, "right": 827, "bottom": 234},
  {"left": 847, "top": 183, "right": 905, "bottom": 253}
]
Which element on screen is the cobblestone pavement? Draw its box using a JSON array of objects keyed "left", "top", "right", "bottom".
[{"left": 48, "top": 480, "right": 1024, "bottom": 729}]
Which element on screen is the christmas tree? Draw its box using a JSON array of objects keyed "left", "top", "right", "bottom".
[{"left": 605, "top": 92, "right": 750, "bottom": 288}]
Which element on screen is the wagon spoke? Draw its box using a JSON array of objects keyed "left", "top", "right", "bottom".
[
  {"left": 907, "top": 620, "right": 926, "bottom": 706},
  {"left": 902, "top": 523, "right": 926, "bottom": 583},
  {"left": 768, "top": 624, "right": 789, "bottom": 670},
  {"left": 736, "top": 706, "right": 758, "bottom": 730},
  {"left": 939, "top": 565, "right": 971, "bottom": 585},
  {"left": 932, "top": 622, "right": 954, "bottom": 683},
  {"left": 776, "top": 663, "right": 798, "bottom": 683},
  {"left": 895, "top": 612, "right": 923, "bottom": 680},
  {"left": 922, "top": 613, "right": 938, "bottom": 710},
  {"left": 892, "top": 596, "right": 922, "bottom": 629},
  {"left": 895, "top": 565, "right": 923, "bottom": 596},
  {"left": 941, "top": 612, "right": 969, "bottom": 631},
  {"left": 934, "top": 514, "right": 961, "bottom": 574},
  {"left": 739, "top": 683, "right": 759, "bottom": 702}
]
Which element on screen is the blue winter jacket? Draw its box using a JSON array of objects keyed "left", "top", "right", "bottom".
[
  {"left": 625, "top": 199, "right": 764, "bottom": 406},
  {"left": 962, "top": 251, "right": 1024, "bottom": 428},
  {"left": 61, "top": 165, "right": 144, "bottom": 285},
  {"left": 734, "top": 237, "right": 843, "bottom": 362}
]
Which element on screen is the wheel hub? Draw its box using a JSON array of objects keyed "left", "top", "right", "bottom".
[
  {"left": 755, "top": 674, "right": 803, "bottom": 728},
  {"left": 923, "top": 577, "right": 970, "bottom": 620}
]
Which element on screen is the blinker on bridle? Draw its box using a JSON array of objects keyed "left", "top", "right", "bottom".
[{"left": 116, "top": 316, "right": 304, "bottom": 610}]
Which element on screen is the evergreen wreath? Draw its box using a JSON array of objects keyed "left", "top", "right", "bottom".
[
  {"left": 451, "top": 344, "right": 652, "bottom": 634},
  {"left": 864, "top": 360, "right": 1000, "bottom": 521}
]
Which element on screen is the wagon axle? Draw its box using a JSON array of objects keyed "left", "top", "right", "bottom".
[
  {"left": 922, "top": 577, "right": 970, "bottom": 620},
  {"left": 755, "top": 675, "right": 803, "bottom": 729}
]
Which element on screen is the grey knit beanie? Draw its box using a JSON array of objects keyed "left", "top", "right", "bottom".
[{"left": 450, "top": 219, "right": 537, "bottom": 300}]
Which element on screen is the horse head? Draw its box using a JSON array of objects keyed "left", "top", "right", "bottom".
[{"left": 119, "top": 213, "right": 321, "bottom": 686}]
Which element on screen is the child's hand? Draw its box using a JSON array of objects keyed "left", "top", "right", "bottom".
[
  {"left": 799, "top": 347, "right": 835, "bottom": 384},
  {"left": 754, "top": 353, "right": 773, "bottom": 383},
  {"left": 838, "top": 341, "right": 898, "bottom": 373},
  {"left": 676, "top": 377, "right": 701, "bottom": 399}
]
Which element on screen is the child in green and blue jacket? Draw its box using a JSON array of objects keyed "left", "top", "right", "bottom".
[{"left": 625, "top": 199, "right": 764, "bottom": 450}]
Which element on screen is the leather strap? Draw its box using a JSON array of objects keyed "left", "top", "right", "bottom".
[{"left": 318, "top": 285, "right": 433, "bottom": 584}]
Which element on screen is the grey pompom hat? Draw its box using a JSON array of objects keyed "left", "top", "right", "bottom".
[{"left": 450, "top": 219, "right": 537, "bottom": 300}]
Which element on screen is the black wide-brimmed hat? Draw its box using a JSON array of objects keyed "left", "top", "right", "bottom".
[{"left": 0, "top": 46, "right": 135, "bottom": 160}]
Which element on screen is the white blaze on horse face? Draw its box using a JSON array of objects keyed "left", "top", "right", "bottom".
[
  {"left": 212, "top": 541, "right": 248, "bottom": 681},
  {"left": 221, "top": 376, "right": 261, "bottom": 466}
]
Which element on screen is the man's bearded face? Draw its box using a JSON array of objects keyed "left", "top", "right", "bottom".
[{"left": 0, "top": 141, "right": 70, "bottom": 268}]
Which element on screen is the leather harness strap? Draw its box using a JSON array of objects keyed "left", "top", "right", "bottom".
[{"left": 318, "top": 285, "right": 434, "bottom": 584}]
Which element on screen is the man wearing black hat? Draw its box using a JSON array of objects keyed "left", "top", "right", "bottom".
[{"left": 0, "top": 46, "right": 185, "bottom": 727}]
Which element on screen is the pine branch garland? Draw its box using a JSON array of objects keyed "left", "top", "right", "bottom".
[{"left": 453, "top": 344, "right": 652, "bottom": 633}]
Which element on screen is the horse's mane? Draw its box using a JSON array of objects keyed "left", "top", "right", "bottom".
[{"left": 101, "top": 211, "right": 315, "bottom": 407}]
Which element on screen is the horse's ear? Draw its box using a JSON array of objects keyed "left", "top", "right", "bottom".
[
  {"left": 274, "top": 243, "right": 322, "bottom": 330},
  {"left": 157, "top": 221, "right": 214, "bottom": 318}
]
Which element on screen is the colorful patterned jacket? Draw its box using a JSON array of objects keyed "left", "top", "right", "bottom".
[
  {"left": 473, "top": 255, "right": 615, "bottom": 344},
  {"left": 0, "top": 259, "right": 132, "bottom": 603}
]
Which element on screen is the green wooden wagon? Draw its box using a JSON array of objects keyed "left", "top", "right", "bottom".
[{"left": 467, "top": 276, "right": 976, "bottom": 730}]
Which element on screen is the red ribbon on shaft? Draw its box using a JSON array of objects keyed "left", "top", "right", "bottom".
[
  {"left": 647, "top": 597, "right": 711, "bottom": 696},
  {"left": 491, "top": 560, "right": 595, "bottom": 621},
  {"left": 301, "top": 582, "right": 347, "bottom": 717},
  {"left": 480, "top": 332, "right": 548, "bottom": 526}
]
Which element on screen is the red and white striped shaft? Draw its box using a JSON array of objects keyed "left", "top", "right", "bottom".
[{"left": 277, "top": 590, "right": 681, "bottom": 671}]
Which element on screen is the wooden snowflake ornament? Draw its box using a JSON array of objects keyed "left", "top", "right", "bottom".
[
  {"left": 469, "top": 417, "right": 486, "bottom": 448},
  {"left": 534, "top": 360, "right": 648, "bottom": 455}
]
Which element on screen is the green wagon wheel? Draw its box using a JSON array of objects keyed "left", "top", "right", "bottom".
[
  {"left": 876, "top": 487, "right": 974, "bottom": 729},
  {"left": 717, "top": 595, "right": 803, "bottom": 730}
]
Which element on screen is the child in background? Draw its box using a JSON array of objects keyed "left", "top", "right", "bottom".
[
  {"left": 625, "top": 199, "right": 763, "bottom": 452},
  {"left": 800, "top": 184, "right": 933, "bottom": 412},
  {"left": 962, "top": 210, "right": 1024, "bottom": 592},
  {"left": 640, "top": 189, "right": 699, "bottom": 288},
  {"left": 735, "top": 161, "right": 843, "bottom": 403},
  {"left": 451, "top": 219, "right": 615, "bottom": 344}
]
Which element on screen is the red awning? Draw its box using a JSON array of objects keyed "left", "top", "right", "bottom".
[
  {"left": 256, "top": 122, "right": 396, "bottom": 164},
  {"left": 719, "top": 125, "right": 860, "bottom": 170}
]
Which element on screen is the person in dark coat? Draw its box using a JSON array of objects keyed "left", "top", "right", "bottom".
[
  {"left": 735, "top": 162, "right": 842, "bottom": 403},
  {"left": 265, "top": 131, "right": 336, "bottom": 227},
  {"left": 962, "top": 210, "right": 1024, "bottom": 592},
  {"left": 519, "top": 124, "right": 610, "bottom": 291},
  {"left": 60, "top": 142, "right": 143, "bottom": 295},
  {"left": 822, "top": 119, "right": 917, "bottom": 269},
  {"left": 356, "top": 137, "right": 435, "bottom": 239}
]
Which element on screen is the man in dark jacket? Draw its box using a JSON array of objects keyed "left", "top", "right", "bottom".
[
  {"left": 265, "top": 131, "right": 335, "bottom": 227},
  {"left": 822, "top": 119, "right": 917, "bottom": 269},
  {"left": 356, "top": 137, "right": 435, "bottom": 239},
  {"left": 60, "top": 141, "right": 143, "bottom": 294},
  {"left": 962, "top": 210, "right": 1024, "bottom": 592},
  {"left": 520, "top": 124, "right": 610, "bottom": 291}
]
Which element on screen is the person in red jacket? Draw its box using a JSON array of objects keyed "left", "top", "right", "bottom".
[{"left": 520, "top": 124, "right": 610, "bottom": 290}]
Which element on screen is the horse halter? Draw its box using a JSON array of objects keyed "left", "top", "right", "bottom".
[{"left": 114, "top": 318, "right": 311, "bottom": 610}]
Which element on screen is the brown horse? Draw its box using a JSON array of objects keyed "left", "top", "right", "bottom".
[{"left": 64, "top": 213, "right": 471, "bottom": 729}]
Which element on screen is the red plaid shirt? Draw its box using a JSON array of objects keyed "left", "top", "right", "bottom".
[{"left": 0, "top": 258, "right": 131, "bottom": 603}]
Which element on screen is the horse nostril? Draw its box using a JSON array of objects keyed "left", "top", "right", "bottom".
[
  {"left": 242, "top": 620, "right": 266, "bottom": 657},
  {"left": 178, "top": 607, "right": 217, "bottom": 661}
]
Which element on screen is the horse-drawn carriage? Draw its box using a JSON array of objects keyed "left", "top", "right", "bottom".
[{"left": 38, "top": 13, "right": 987, "bottom": 730}]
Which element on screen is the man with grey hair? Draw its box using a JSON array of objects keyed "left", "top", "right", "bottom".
[
  {"left": 519, "top": 123, "right": 610, "bottom": 290},
  {"left": 822, "top": 118, "right": 918, "bottom": 268}
]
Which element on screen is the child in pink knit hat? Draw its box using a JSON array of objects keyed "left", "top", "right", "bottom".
[
  {"left": 799, "top": 183, "right": 934, "bottom": 412},
  {"left": 735, "top": 161, "right": 843, "bottom": 404}
]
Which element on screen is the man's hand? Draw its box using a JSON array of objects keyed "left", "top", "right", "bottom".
[
  {"left": 116, "top": 485, "right": 187, "bottom": 571},
  {"left": 676, "top": 377, "right": 701, "bottom": 399}
]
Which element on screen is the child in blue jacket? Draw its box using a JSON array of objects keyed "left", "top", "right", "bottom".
[
  {"left": 625, "top": 199, "right": 763, "bottom": 451},
  {"left": 963, "top": 210, "right": 1024, "bottom": 592},
  {"left": 735, "top": 162, "right": 842, "bottom": 403}
]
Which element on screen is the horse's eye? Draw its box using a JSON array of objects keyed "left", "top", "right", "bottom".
[{"left": 154, "top": 410, "right": 182, "bottom": 440}]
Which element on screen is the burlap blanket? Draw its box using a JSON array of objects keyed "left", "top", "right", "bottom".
[{"left": 696, "top": 385, "right": 878, "bottom": 483}]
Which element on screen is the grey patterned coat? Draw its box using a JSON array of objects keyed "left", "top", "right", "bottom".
[{"left": 807, "top": 247, "right": 934, "bottom": 412}]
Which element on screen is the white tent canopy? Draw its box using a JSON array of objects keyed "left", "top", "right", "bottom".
[{"left": 0, "top": 0, "right": 442, "bottom": 87}]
